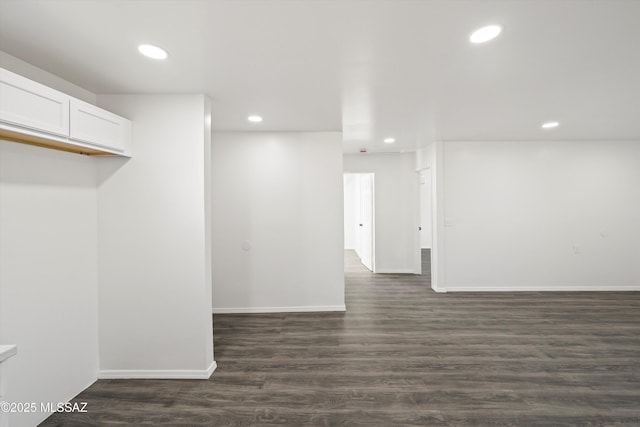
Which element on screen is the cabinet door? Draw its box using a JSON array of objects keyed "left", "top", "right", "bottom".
[
  {"left": 69, "top": 98, "right": 131, "bottom": 154},
  {"left": 0, "top": 68, "right": 70, "bottom": 137}
]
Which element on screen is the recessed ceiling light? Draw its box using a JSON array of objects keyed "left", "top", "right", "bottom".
[
  {"left": 247, "top": 115, "right": 263, "bottom": 123},
  {"left": 383, "top": 138, "right": 395, "bottom": 144},
  {"left": 138, "top": 44, "right": 168, "bottom": 60},
  {"left": 542, "top": 121, "right": 560, "bottom": 129},
  {"left": 470, "top": 25, "right": 502, "bottom": 44}
]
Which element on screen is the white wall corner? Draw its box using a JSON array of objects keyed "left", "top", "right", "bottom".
[
  {"left": 96, "top": 95, "right": 214, "bottom": 378},
  {"left": 432, "top": 284, "right": 447, "bottom": 293},
  {"left": 430, "top": 141, "right": 446, "bottom": 293}
]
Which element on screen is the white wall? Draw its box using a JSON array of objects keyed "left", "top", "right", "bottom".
[
  {"left": 419, "top": 169, "right": 433, "bottom": 248},
  {"left": 211, "top": 132, "right": 345, "bottom": 313},
  {"left": 0, "top": 51, "right": 96, "bottom": 104},
  {"left": 343, "top": 174, "right": 356, "bottom": 249},
  {"left": 0, "top": 142, "right": 98, "bottom": 427},
  {"left": 203, "top": 99, "right": 214, "bottom": 366},
  {"left": 0, "top": 57, "right": 99, "bottom": 427},
  {"left": 417, "top": 142, "right": 446, "bottom": 291},
  {"left": 344, "top": 153, "right": 420, "bottom": 274},
  {"left": 441, "top": 140, "right": 640, "bottom": 291},
  {"left": 96, "top": 94, "right": 214, "bottom": 378}
]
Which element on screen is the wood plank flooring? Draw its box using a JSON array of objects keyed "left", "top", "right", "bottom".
[{"left": 41, "top": 250, "right": 640, "bottom": 426}]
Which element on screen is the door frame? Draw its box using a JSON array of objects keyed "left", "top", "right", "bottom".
[
  {"left": 416, "top": 167, "right": 433, "bottom": 277},
  {"left": 344, "top": 172, "right": 375, "bottom": 272}
]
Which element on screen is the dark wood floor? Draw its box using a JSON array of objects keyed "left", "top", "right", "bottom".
[{"left": 42, "top": 251, "right": 640, "bottom": 426}]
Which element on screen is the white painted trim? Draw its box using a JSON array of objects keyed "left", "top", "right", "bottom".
[
  {"left": 443, "top": 284, "right": 640, "bottom": 292},
  {"left": 430, "top": 141, "right": 446, "bottom": 292},
  {"left": 213, "top": 305, "right": 346, "bottom": 314},
  {"left": 432, "top": 284, "right": 447, "bottom": 293},
  {"left": 434, "top": 141, "right": 446, "bottom": 293},
  {"left": 98, "top": 361, "right": 216, "bottom": 380},
  {"left": 374, "top": 269, "right": 416, "bottom": 274},
  {"left": 414, "top": 169, "right": 425, "bottom": 275}
]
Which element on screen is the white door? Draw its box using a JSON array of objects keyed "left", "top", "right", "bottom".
[{"left": 356, "top": 173, "right": 374, "bottom": 271}]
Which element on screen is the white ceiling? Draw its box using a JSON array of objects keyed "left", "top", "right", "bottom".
[{"left": 1, "top": 0, "right": 639, "bottom": 153}]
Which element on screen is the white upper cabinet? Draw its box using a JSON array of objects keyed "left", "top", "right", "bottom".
[
  {"left": 70, "top": 98, "right": 132, "bottom": 155},
  {"left": 0, "top": 67, "right": 132, "bottom": 157},
  {"left": 0, "top": 68, "right": 70, "bottom": 137}
]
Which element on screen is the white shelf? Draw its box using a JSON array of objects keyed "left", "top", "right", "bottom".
[{"left": 1, "top": 68, "right": 132, "bottom": 157}]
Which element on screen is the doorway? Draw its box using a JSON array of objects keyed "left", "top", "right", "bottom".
[
  {"left": 418, "top": 168, "right": 432, "bottom": 281},
  {"left": 344, "top": 173, "right": 375, "bottom": 272}
]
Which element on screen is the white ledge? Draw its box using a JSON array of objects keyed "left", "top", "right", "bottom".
[{"left": 0, "top": 345, "right": 17, "bottom": 363}]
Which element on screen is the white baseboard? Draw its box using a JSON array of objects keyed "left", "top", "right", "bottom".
[
  {"left": 213, "top": 305, "right": 346, "bottom": 314},
  {"left": 442, "top": 284, "right": 640, "bottom": 292},
  {"left": 432, "top": 284, "right": 447, "bottom": 293},
  {"left": 374, "top": 269, "right": 415, "bottom": 274},
  {"left": 99, "top": 361, "right": 216, "bottom": 380}
]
